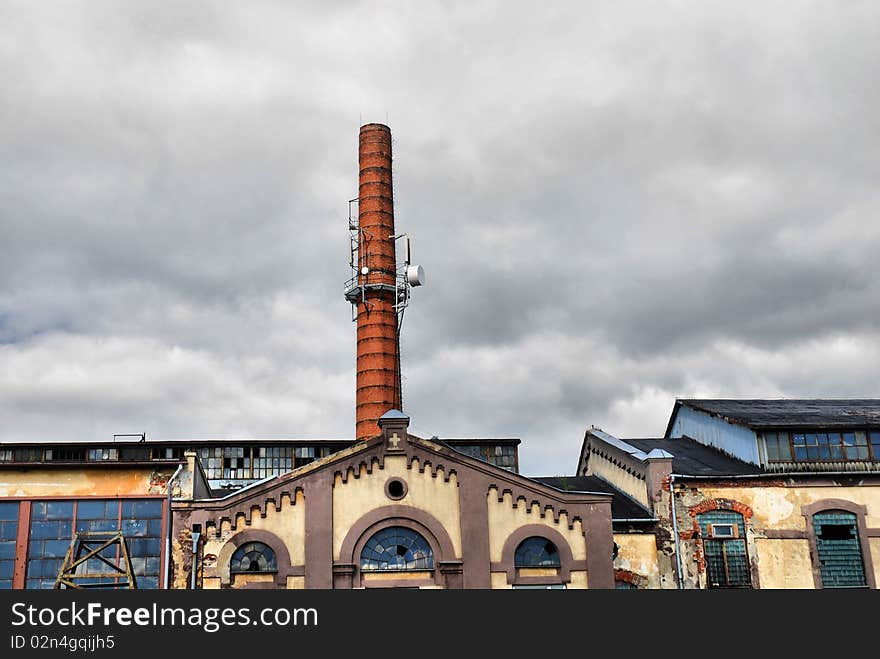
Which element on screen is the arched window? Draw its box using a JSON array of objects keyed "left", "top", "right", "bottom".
[
  {"left": 696, "top": 510, "right": 750, "bottom": 588},
  {"left": 514, "top": 537, "right": 561, "bottom": 568},
  {"left": 230, "top": 542, "right": 277, "bottom": 574},
  {"left": 813, "top": 510, "right": 866, "bottom": 588},
  {"left": 360, "top": 527, "right": 434, "bottom": 571}
]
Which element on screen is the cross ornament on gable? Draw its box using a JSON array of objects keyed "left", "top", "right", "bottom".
[{"left": 388, "top": 432, "right": 402, "bottom": 449}]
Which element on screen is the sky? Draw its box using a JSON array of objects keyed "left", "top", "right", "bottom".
[{"left": 1, "top": 1, "right": 878, "bottom": 476}]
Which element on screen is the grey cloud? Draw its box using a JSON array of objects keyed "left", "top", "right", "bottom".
[{"left": 1, "top": 1, "right": 878, "bottom": 475}]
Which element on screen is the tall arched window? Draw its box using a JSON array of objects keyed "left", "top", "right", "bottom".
[
  {"left": 230, "top": 542, "right": 277, "bottom": 574},
  {"left": 813, "top": 510, "right": 866, "bottom": 588},
  {"left": 360, "top": 527, "right": 434, "bottom": 571},
  {"left": 514, "top": 537, "right": 561, "bottom": 568},
  {"left": 696, "top": 510, "right": 750, "bottom": 588}
]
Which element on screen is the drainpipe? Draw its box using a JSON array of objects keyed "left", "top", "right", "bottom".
[
  {"left": 669, "top": 474, "right": 684, "bottom": 589},
  {"left": 190, "top": 526, "right": 201, "bottom": 590},
  {"left": 163, "top": 464, "right": 184, "bottom": 590}
]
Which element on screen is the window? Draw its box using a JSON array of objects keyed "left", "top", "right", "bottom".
[
  {"left": 697, "top": 510, "right": 750, "bottom": 588},
  {"left": 763, "top": 432, "right": 792, "bottom": 461},
  {"left": 765, "top": 430, "right": 874, "bottom": 463},
  {"left": 45, "top": 448, "right": 87, "bottom": 462},
  {"left": 451, "top": 444, "right": 518, "bottom": 471},
  {"left": 360, "top": 527, "right": 434, "bottom": 571},
  {"left": 0, "top": 502, "right": 19, "bottom": 590},
  {"left": 160, "top": 447, "right": 185, "bottom": 460},
  {"left": 230, "top": 542, "right": 277, "bottom": 574},
  {"left": 615, "top": 580, "right": 638, "bottom": 589},
  {"left": 26, "top": 499, "right": 163, "bottom": 589},
  {"left": 252, "top": 447, "right": 293, "bottom": 479},
  {"left": 13, "top": 448, "right": 44, "bottom": 462},
  {"left": 514, "top": 537, "right": 561, "bottom": 568},
  {"left": 222, "top": 447, "right": 249, "bottom": 479},
  {"left": 813, "top": 511, "right": 866, "bottom": 588},
  {"left": 294, "top": 446, "right": 315, "bottom": 466},
  {"left": 119, "top": 447, "right": 151, "bottom": 462},
  {"left": 87, "top": 448, "right": 117, "bottom": 462}
]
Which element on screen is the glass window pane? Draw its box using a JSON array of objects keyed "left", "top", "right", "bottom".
[{"left": 359, "top": 527, "right": 434, "bottom": 572}]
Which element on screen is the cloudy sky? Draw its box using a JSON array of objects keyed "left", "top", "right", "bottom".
[{"left": 1, "top": 1, "right": 878, "bottom": 475}]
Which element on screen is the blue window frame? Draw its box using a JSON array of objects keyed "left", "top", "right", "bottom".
[
  {"left": 360, "top": 527, "right": 434, "bottom": 571},
  {"left": 0, "top": 502, "right": 19, "bottom": 590},
  {"left": 813, "top": 510, "right": 866, "bottom": 588},
  {"left": 697, "top": 510, "right": 750, "bottom": 588},
  {"left": 26, "top": 499, "right": 163, "bottom": 589}
]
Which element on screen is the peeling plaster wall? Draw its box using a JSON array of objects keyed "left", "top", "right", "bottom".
[
  {"left": 331, "top": 455, "right": 462, "bottom": 561},
  {"left": 753, "top": 538, "right": 813, "bottom": 588},
  {"left": 183, "top": 489, "right": 306, "bottom": 589},
  {"left": 660, "top": 482, "right": 880, "bottom": 589},
  {"left": 614, "top": 533, "right": 661, "bottom": 589},
  {"left": 689, "top": 485, "right": 880, "bottom": 529},
  {"left": 0, "top": 467, "right": 177, "bottom": 497}
]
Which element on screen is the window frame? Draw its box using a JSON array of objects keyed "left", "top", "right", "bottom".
[
  {"left": 359, "top": 526, "right": 435, "bottom": 573},
  {"left": 802, "top": 499, "right": 875, "bottom": 589},
  {"left": 696, "top": 510, "right": 752, "bottom": 589},
  {"left": 229, "top": 541, "right": 279, "bottom": 575},
  {"left": 514, "top": 536, "right": 562, "bottom": 569},
  {"left": 762, "top": 430, "right": 878, "bottom": 464}
]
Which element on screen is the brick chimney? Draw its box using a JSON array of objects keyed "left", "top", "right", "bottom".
[{"left": 355, "top": 124, "right": 401, "bottom": 441}]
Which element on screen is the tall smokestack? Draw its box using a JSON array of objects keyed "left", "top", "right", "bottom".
[{"left": 355, "top": 123, "right": 401, "bottom": 441}]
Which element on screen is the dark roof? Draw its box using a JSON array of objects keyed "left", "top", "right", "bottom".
[
  {"left": 534, "top": 476, "right": 654, "bottom": 520},
  {"left": 672, "top": 399, "right": 880, "bottom": 431},
  {"left": 623, "top": 437, "right": 763, "bottom": 477}
]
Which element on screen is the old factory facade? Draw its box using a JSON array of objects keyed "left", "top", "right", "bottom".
[{"left": 1, "top": 125, "right": 878, "bottom": 590}]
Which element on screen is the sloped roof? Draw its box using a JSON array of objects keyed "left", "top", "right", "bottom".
[
  {"left": 534, "top": 476, "right": 654, "bottom": 520},
  {"left": 672, "top": 399, "right": 880, "bottom": 431},
  {"left": 623, "top": 437, "right": 762, "bottom": 477}
]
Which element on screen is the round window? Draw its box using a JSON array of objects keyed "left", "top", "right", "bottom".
[{"left": 385, "top": 478, "right": 407, "bottom": 500}]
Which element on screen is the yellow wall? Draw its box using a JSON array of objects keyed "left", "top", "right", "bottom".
[
  {"left": 677, "top": 483, "right": 880, "bottom": 590},
  {"left": 689, "top": 484, "right": 880, "bottom": 531},
  {"left": 614, "top": 533, "right": 661, "bottom": 588},
  {"left": 487, "top": 486, "right": 587, "bottom": 588},
  {"left": 586, "top": 452, "right": 648, "bottom": 508},
  {"left": 332, "top": 455, "right": 462, "bottom": 560},
  {"left": 753, "top": 538, "right": 813, "bottom": 589},
  {"left": 199, "top": 489, "right": 306, "bottom": 587},
  {"left": 0, "top": 467, "right": 175, "bottom": 498}
]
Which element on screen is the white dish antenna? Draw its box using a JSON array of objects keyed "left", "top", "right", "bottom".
[{"left": 406, "top": 264, "right": 425, "bottom": 287}]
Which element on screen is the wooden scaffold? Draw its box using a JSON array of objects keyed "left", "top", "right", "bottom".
[{"left": 54, "top": 531, "right": 138, "bottom": 589}]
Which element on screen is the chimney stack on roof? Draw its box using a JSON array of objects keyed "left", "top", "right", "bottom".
[{"left": 355, "top": 124, "right": 402, "bottom": 441}]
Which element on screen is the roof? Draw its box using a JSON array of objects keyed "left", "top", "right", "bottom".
[
  {"left": 534, "top": 476, "right": 654, "bottom": 520},
  {"left": 670, "top": 399, "right": 880, "bottom": 433},
  {"left": 0, "top": 437, "right": 519, "bottom": 448},
  {"left": 623, "top": 437, "right": 763, "bottom": 477},
  {"left": 379, "top": 409, "right": 409, "bottom": 420},
  {"left": 0, "top": 438, "right": 354, "bottom": 447}
]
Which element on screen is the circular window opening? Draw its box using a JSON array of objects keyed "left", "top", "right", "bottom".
[{"left": 385, "top": 478, "right": 407, "bottom": 500}]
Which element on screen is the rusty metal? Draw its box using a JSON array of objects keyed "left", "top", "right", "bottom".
[{"left": 54, "top": 531, "right": 137, "bottom": 589}]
